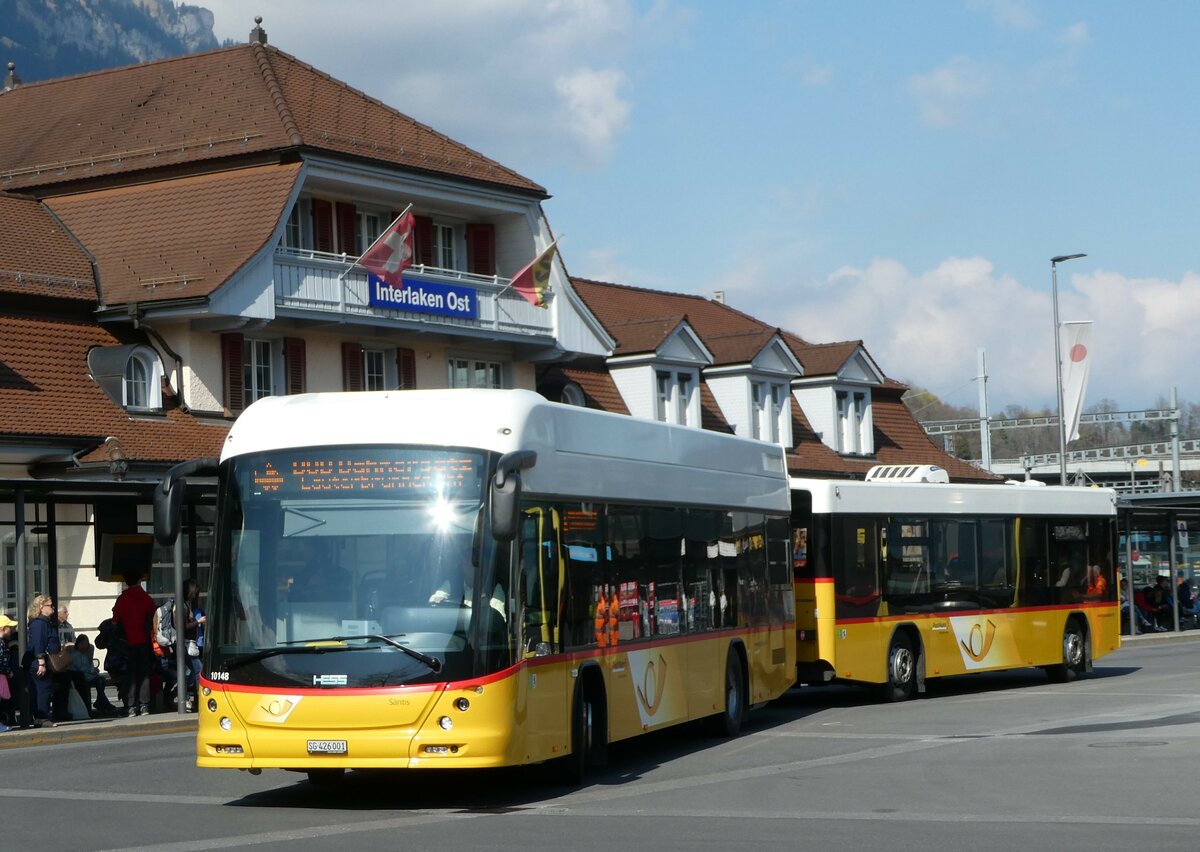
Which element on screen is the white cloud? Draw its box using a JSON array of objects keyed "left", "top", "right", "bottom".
[
  {"left": 1061, "top": 21, "right": 1090, "bottom": 46},
  {"left": 201, "top": 0, "right": 648, "bottom": 170},
  {"left": 738, "top": 258, "right": 1200, "bottom": 412},
  {"left": 908, "top": 56, "right": 993, "bottom": 128},
  {"left": 554, "top": 68, "right": 631, "bottom": 166},
  {"left": 969, "top": 0, "right": 1038, "bottom": 30}
]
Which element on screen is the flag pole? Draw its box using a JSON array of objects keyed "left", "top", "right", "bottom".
[{"left": 339, "top": 203, "right": 413, "bottom": 282}]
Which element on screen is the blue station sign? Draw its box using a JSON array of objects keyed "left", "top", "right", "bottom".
[{"left": 368, "top": 276, "right": 479, "bottom": 320}]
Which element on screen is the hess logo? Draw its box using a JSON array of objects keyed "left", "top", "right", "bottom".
[{"left": 959, "top": 619, "right": 998, "bottom": 662}]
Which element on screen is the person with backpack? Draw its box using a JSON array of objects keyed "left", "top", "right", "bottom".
[
  {"left": 95, "top": 617, "right": 130, "bottom": 713},
  {"left": 112, "top": 571, "right": 157, "bottom": 717}
]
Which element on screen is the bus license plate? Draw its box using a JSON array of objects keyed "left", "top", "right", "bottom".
[{"left": 307, "top": 739, "right": 348, "bottom": 755}]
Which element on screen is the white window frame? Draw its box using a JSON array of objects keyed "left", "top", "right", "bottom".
[
  {"left": 448, "top": 356, "right": 504, "bottom": 389},
  {"left": 244, "top": 338, "right": 277, "bottom": 404},
  {"left": 675, "top": 372, "right": 693, "bottom": 426},
  {"left": 433, "top": 222, "right": 455, "bottom": 270},
  {"left": 357, "top": 210, "right": 385, "bottom": 255},
  {"left": 364, "top": 349, "right": 387, "bottom": 392},
  {"left": 122, "top": 346, "right": 164, "bottom": 412},
  {"left": 283, "top": 201, "right": 309, "bottom": 251}
]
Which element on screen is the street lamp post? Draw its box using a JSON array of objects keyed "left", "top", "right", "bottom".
[{"left": 1050, "top": 253, "right": 1086, "bottom": 485}]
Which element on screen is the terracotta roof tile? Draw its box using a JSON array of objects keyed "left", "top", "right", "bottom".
[
  {"left": 45, "top": 162, "right": 302, "bottom": 306},
  {"left": 0, "top": 44, "right": 542, "bottom": 195},
  {"left": 0, "top": 193, "right": 96, "bottom": 301},
  {"left": 0, "top": 312, "right": 227, "bottom": 463},
  {"left": 606, "top": 315, "right": 688, "bottom": 355},
  {"left": 572, "top": 278, "right": 769, "bottom": 364},
  {"left": 784, "top": 333, "right": 863, "bottom": 377},
  {"left": 537, "top": 364, "right": 630, "bottom": 414}
]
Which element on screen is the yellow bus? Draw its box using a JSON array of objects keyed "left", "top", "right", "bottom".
[
  {"left": 157, "top": 389, "right": 794, "bottom": 784},
  {"left": 791, "top": 465, "right": 1120, "bottom": 700}
]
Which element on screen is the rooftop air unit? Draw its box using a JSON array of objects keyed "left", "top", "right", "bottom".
[{"left": 864, "top": 464, "right": 950, "bottom": 484}]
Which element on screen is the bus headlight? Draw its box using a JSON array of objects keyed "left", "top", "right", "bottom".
[
  {"left": 454, "top": 697, "right": 470, "bottom": 712},
  {"left": 219, "top": 716, "right": 233, "bottom": 731},
  {"left": 438, "top": 715, "right": 453, "bottom": 731}
]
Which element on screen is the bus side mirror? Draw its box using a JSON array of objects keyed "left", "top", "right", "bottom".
[
  {"left": 154, "top": 457, "right": 219, "bottom": 546},
  {"left": 491, "top": 450, "right": 536, "bottom": 542}
]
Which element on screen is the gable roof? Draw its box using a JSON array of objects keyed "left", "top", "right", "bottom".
[
  {"left": 0, "top": 193, "right": 96, "bottom": 301},
  {"left": 0, "top": 311, "right": 227, "bottom": 465},
  {"left": 572, "top": 278, "right": 777, "bottom": 366},
  {"left": 44, "top": 162, "right": 302, "bottom": 306},
  {"left": 0, "top": 43, "right": 543, "bottom": 196}
]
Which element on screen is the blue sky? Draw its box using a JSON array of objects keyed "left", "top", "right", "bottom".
[{"left": 204, "top": 0, "right": 1200, "bottom": 413}]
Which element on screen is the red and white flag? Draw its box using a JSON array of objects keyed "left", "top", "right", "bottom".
[
  {"left": 357, "top": 209, "right": 414, "bottom": 287},
  {"left": 1060, "top": 320, "right": 1093, "bottom": 444}
]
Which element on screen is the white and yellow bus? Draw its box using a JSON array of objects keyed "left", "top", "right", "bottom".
[
  {"left": 160, "top": 389, "right": 794, "bottom": 784},
  {"left": 790, "top": 466, "right": 1120, "bottom": 700}
]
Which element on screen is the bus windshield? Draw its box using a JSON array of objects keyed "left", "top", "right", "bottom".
[{"left": 207, "top": 446, "right": 511, "bottom": 687}]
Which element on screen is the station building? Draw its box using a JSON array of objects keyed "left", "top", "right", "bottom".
[{"left": 0, "top": 22, "right": 986, "bottom": 638}]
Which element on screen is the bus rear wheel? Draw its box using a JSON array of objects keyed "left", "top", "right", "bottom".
[
  {"left": 881, "top": 632, "right": 916, "bottom": 702},
  {"left": 1046, "top": 618, "right": 1085, "bottom": 683},
  {"left": 708, "top": 647, "right": 746, "bottom": 737}
]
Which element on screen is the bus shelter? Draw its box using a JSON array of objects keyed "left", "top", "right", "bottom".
[{"left": 1117, "top": 491, "right": 1200, "bottom": 635}]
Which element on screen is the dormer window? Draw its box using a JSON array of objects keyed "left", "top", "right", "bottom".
[
  {"left": 655, "top": 370, "right": 697, "bottom": 426},
  {"left": 89, "top": 344, "right": 165, "bottom": 413},
  {"left": 751, "top": 381, "right": 787, "bottom": 443},
  {"left": 836, "top": 389, "right": 870, "bottom": 454}
]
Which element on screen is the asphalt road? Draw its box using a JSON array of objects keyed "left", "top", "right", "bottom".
[{"left": 3, "top": 637, "right": 1199, "bottom": 852}]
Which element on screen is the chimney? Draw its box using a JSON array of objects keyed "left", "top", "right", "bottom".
[
  {"left": 249, "top": 16, "right": 267, "bottom": 45},
  {"left": 3, "top": 62, "right": 20, "bottom": 92},
  {"left": 712, "top": 290, "right": 725, "bottom": 304}
]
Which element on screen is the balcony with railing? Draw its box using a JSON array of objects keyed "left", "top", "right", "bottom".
[{"left": 273, "top": 247, "right": 554, "bottom": 339}]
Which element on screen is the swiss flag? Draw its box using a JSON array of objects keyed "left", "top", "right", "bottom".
[{"left": 358, "top": 212, "right": 415, "bottom": 287}]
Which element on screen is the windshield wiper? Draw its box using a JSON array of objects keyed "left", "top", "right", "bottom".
[
  {"left": 324, "top": 633, "right": 442, "bottom": 673},
  {"left": 224, "top": 634, "right": 441, "bottom": 673},
  {"left": 224, "top": 642, "right": 377, "bottom": 670}
]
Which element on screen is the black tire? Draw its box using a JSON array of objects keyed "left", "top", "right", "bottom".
[
  {"left": 1046, "top": 618, "right": 1085, "bottom": 683},
  {"left": 306, "top": 768, "right": 345, "bottom": 788},
  {"left": 881, "top": 631, "right": 917, "bottom": 702},
  {"left": 557, "top": 687, "right": 593, "bottom": 786},
  {"left": 709, "top": 648, "right": 746, "bottom": 737}
]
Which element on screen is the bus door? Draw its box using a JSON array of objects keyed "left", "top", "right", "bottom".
[{"left": 515, "top": 506, "right": 568, "bottom": 761}]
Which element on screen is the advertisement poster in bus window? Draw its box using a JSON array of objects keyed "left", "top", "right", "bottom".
[{"left": 792, "top": 527, "right": 807, "bottom": 569}]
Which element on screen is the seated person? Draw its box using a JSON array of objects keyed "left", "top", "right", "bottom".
[
  {"left": 69, "top": 635, "right": 119, "bottom": 717},
  {"left": 1085, "top": 564, "right": 1108, "bottom": 598}
]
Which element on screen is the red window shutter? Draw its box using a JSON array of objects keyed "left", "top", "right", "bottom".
[
  {"left": 342, "top": 342, "right": 364, "bottom": 392},
  {"left": 312, "top": 199, "right": 334, "bottom": 254},
  {"left": 336, "top": 202, "right": 358, "bottom": 255},
  {"left": 220, "top": 332, "right": 245, "bottom": 413},
  {"left": 397, "top": 347, "right": 416, "bottom": 390},
  {"left": 413, "top": 215, "right": 434, "bottom": 267},
  {"left": 465, "top": 223, "right": 495, "bottom": 276},
  {"left": 283, "top": 337, "right": 306, "bottom": 395}
]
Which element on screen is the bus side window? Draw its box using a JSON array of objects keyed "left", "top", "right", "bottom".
[{"left": 561, "top": 504, "right": 603, "bottom": 648}]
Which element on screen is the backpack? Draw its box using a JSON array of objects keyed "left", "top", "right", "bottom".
[
  {"left": 97, "top": 619, "right": 128, "bottom": 675},
  {"left": 153, "top": 599, "right": 177, "bottom": 650}
]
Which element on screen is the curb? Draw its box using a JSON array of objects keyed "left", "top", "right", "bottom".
[{"left": 0, "top": 715, "right": 197, "bottom": 749}]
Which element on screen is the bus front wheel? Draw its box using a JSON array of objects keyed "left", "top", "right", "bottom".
[
  {"left": 557, "top": 687, "right": 594, "bottom": 786},
  {"left": 881, "top": 632, "right": 917, "bottom": 702},
  {"left": 1046, "top": 619, "right": 1085, "bottom": 683},
  {"left": 708, "top": 648, "right": 746, "bottom": 737}
]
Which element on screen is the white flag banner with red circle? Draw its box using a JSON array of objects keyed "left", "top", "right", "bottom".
[{"left": 1060, "top": 320, "right": 1093, "bottom": 444}]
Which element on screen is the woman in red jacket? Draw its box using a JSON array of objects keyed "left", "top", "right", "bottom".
[{"left": 112, "top": 571, "right": 157, "bottom": 716}]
